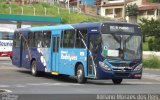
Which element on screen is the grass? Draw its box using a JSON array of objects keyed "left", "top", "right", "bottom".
[
  {"left": 0, "top": 2, "right": 108, "bottom": 24},
  {"left": 143, "top": 56, "right": 160, "bottom": 69},
  {"left": 143, "top": 41, "right": 149, "bottom": 51}
]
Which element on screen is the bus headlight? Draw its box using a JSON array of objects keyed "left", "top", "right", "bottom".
[
  {"left": 99, "top": 61, "right": 112, "bottom": 71},
  {"left": 134, "top": 63, "right": 143, "bottom": 71}
]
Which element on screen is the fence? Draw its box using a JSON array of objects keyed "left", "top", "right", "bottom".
[{"left": 4, "top": 5, "right": 82, "bottom": 16}]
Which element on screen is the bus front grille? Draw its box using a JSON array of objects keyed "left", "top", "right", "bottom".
[
  {"left": 114, "top": 73, "right": 130, "bottom": 77},
  {"left": 110, "top": 63, "right": 130, "bottom": 68}
]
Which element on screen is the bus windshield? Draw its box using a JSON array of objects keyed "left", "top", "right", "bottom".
[{"left": 101, "top": 34, "right": 141, "bottom": 60}]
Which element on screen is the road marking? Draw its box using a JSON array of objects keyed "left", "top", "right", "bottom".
[
  {"left": 27, "top": 83, "right": 83, "bottom": 86},
  {"left": 0, "top": 85, "right": 10, "bottom": 88},
  {"left": 102, "top": 81, "right": 160, "bottom": 85},
  {"left": 124, "top": 82, "right": 160, "bottom": 85},
  {"left": 143, "top": 73, "right": 160, "bottom": 81},
  {"left": 14, "top": 84, "right": 25, "bottom": 87}
]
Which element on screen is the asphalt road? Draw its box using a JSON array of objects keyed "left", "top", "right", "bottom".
[{"left": 0, "top": 57, "right": 160, "bottom": 94}]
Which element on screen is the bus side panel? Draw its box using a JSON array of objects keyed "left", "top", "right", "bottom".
[
  {"left": 19, "top": 46, "right": 50, "bottom": 72},
  {"left": 58, "top": 48, "right": 87, "bottom": 76},
  {"left": 21, "top": 48, "right": 37, "bottom": 69},
  {"left": 12, "top": 47, "right": 22, "bottom": 67},
  {"left": 31, "top": 48, "right": 51, "bottom": 72}
]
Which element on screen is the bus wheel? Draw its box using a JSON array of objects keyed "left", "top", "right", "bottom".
[
  {"left": 112, "top": 78, "right": 123, "bottom": 84},
  {"left": 31, "top": 60, "right": 39, "bottom": 76},
  {"left": 76, "top": 64, "right": 86, "bottom": 84}
]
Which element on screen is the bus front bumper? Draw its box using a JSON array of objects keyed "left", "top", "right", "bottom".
[{"left": 96, "top": 67, "right": 142, "bottom": 79}]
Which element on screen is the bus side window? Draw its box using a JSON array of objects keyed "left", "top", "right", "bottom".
[
  {"left": 43, "top": 31, "right": 51, "bottom": 48},
  {"left": 63, "top": 30, "right": 75, "bottom": 48},
  {"left": 53, "top": 37, "right": 60, "bottom": 52},
  {"left": 13, "top": 32, "right": 21, "bottom": 47},
  {"left": 75, "top": 29, "right": 87, "bottom": 48},
  {"left": 34, "top": 31, "right": 42, "bottom": 48},
  {"left": 28, "top": 32, "right": 34, "bottom": 47},
  {"left": 60, "top": 31, "right": 64, "bottom": 48}
]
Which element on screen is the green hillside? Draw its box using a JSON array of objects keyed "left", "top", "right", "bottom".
[{"left": 0, "top": 2, "right": 108, "bottom": 24}]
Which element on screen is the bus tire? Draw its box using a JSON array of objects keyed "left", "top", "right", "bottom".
[
  {"left": 112, "top": 78, "right": 123, "bottom": 84},
  {"left": 76, "top": 64, "right": 86, "bottom": 84},
  {"left": 31, "top": 60, "right": 39, "bottom": 76}
]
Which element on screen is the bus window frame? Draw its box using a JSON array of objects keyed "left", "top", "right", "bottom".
[
  {"left": 27, "top": 30, "right": 51, "bottom": 48},
  {"left": 28, "top": 31, "right": 35, "bottom": 48},
  {"left": 34, "top": 31, "right": 43, "bottom": 48},
  {"left": 75, "top": 29, "right": 87, "bottom": 49},
  {"left": 61, "top": 29, "right": 76, "bottom": 48},
  {"left": 42, "top": 31, "right": 51, "bottom": 48},
  {"left": 13, "top": 31, "right": 21, "bottom": 48},
  {"left": 53, "top": 36, "right": 60, "bottom": 53}
]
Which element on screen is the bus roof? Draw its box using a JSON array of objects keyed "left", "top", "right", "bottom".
[
  {"left": 0, "top": 27, "right": 14, "bottom": 32},
  {"left": 72, "top": 21, "right": 139, "bottom": 28},
  {"left": 16, "top": 22, "right": 139, "bottom": 32},
  {"left": 16, "top": 24, "right": 74, "bottom": 32}
]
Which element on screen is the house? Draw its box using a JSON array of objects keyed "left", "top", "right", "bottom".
[
  {"left": 97, "top": 0, "right": 135, "bottom": 20},
  {"left": 134, "top": 0, "right": 160, "bottom": 20},
  {"left": 97, "top": 0, "right": 160, "bottom": 21}
]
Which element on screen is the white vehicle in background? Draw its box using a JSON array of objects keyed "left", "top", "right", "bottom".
[{"left": 0, "top": 27, "right": 14, "bottom": 59}]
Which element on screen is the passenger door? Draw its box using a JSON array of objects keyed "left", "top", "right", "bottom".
[
  {"left": 88, "top": 33, "right": 101, "bottom": 76},
  {"left": 51, "top": 35, "right": 60, "bottom": 72}
]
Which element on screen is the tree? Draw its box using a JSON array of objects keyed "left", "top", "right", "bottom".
[
  {"left": 126, "top": 3, "right": 138, "bottom": 16},
  {"left": 126, "top": 3, "right": 138, "bottom": 23},
  {"left": 148, "top": 0, "right": 160, "bottom": 3},
  {"left": 140, "top": 18, "right": 160, "bottom": 51}
]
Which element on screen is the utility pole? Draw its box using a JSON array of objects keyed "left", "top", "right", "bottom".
[
  {"left": 123, "top": 0, "right": 126, "bottom": 22},
  {"left": 77, "top": 0, "right": 80, "bottom": 9},
  {"left": 68, "top": 0, "right": 70, "bottom": 8}
]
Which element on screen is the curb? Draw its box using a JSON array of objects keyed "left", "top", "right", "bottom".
[{"left": 143, "top": 68, "right": 160, "bottom": 71}]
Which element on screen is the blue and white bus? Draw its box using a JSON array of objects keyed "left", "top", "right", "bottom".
[{"left": 12, "top": 22, "right": 142, "bottom": 84}]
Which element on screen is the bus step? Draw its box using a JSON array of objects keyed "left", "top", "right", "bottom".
[
  {"left": 86, "top": 75, "right": 95, "bottom": 79},
  {"left": 51, "top": 72, "right": 59, "bottom": 75}
]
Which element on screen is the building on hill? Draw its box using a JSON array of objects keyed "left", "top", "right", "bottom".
[
  {"left": 7, "top": 0, "right": 160, "bottom": 22},
  {"left": 133, "top": 0, "right": 160, "bottom": 21},
  {"left": 97, "top": 0, "right": 160, "bottom": 22}
]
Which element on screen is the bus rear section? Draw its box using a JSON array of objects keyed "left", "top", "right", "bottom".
[{"left": 0, "top": 27, "right": 13, "bottom": 58}]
